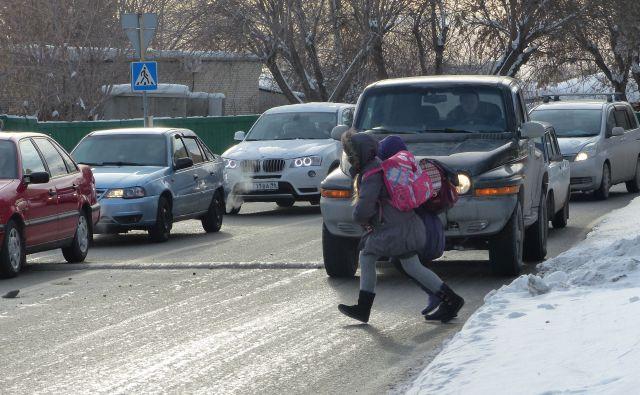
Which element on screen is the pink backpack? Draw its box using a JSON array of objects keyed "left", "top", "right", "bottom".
[{"left": 363, "top": 150, "right": 435, "bottom": 211}]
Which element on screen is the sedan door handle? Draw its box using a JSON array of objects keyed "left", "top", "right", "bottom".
[
  {"left": 48, "top": 189, "right": 57, "bottom": 197},
  {"left": 71, "top": 183, "right": 78, "bottom": 191}
]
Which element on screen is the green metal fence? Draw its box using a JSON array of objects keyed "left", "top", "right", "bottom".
[{"left": 0, "top": 115, "right": 259, "bottom": 154}]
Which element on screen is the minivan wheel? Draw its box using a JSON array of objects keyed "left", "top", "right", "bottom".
[
  {"left": 625, "top": 158, "right": 640, "bottom": 193},
  {"left": 489, "top": 202, "right": 523, "bottom": 276},
  {"left": 322, "top": 224, "right": 359, "bottom": 278},
  {"left": 594, "top": 163, "right": 611, "bottom": 200},
  {"left": 524, "top": 189, "right": 548, "bottom": 262},
  {"left": 62, "top": 213, "right": 91, "bottom": 263},
  {"left": 149, "top": 196, "right": 173, "bottom": 242},
  {"left": 0, "top": 221, "right": 25, "bottom": 278},
  {"left": 202, "top": 191, "right": 224, "bottom": 233}
]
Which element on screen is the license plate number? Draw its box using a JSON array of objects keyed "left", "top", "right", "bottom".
[{"left": 250, "top": 182, "right": 278, "bottom": 191}]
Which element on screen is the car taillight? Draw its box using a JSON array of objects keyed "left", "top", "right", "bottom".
[{"left": 321, "top": 188, "right": 352, "bottom": 199}]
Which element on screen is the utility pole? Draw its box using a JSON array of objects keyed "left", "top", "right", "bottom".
[{"left": 137, "top": 13, "right": 151, "bottom": 127}]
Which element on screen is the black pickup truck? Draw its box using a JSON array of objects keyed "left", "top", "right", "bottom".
[{"left": 321, "top": 76, "right": 551, "bottom": 276}]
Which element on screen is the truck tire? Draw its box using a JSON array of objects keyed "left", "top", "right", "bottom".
[
  {"left": 0, "top": 220, "right": 25, "bottom": 278},
  {"left": 625, "top": 158, "right": 640, "bottom": 193},
  {"left": 489, "top": 202, "right": 523, "bottom": 276},
  {"left": 552, "top": 188, "right": 569, "bottom": 229},
  {"left": 524, "top": 189, "right": 548, "bottom": 262},
  {"left": 594, "top": 163, "right": 611, "bottom": 200},
  {"left": 323, "top": 224, "right": 359, "bottom": 278}
]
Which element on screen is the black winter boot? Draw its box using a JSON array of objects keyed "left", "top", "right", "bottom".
[
  {"left": 424, "top": 284, "right": 464, "bottom": 323},
  {"left": 338, "top": 290, "right": 375, "bottom": 323}
]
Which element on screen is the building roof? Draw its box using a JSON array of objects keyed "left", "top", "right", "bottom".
[{"left": 264, "top": 102, "right": 354, "bottom": 114}]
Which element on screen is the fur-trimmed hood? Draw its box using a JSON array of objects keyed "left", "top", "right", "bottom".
[{"left": 341, "top": 130, "right": 378, "bottom": 174}]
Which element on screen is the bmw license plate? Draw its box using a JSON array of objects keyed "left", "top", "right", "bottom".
[{"left": 250, "top": 182, "right": 278, "bottom": 192}]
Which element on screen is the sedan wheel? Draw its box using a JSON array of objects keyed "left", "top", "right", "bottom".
[
  {"left": 62, "top": 214, "right": 91, "bottom": 263},
  {"left": 149, "top": 197, "right": 173, "bottom": 242},
  {"left": 202, "top": 191, "right": 224, "bottom": 233},
  {"left": 0, "top": 221, "right": 25, "bottom": 278},
  {"left": 594, "top": 163, "right": 611, "bottom": 200},
  {"left": 626, "top": 158, "right": 640, "bottom": 193}
]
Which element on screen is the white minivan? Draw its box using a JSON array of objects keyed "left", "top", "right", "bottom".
[{"left": 530, "top": 99, "right": 640, "bottom": 199}]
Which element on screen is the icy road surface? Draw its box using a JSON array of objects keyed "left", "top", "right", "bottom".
[{"left": 0, "top": 186, "right": 635, "bottom": 394}]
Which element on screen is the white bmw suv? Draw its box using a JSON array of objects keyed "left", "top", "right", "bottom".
[{"left": 222, "top": 103, "right": 355, "bottom": 213}]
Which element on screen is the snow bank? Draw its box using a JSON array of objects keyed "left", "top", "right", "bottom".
[
  {"left": 408, "top": 197, "right": 640, "bottom": 395},
  {"left": 538, "top": 73, "right": 640, "bottom": 103}
]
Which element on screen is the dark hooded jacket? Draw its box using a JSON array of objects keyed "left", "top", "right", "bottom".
[{"left": 342, "top": 132, "right": 426, "bottom": 257}]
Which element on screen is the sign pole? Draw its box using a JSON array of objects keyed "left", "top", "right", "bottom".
[{"left": 137, "top": 13, "right": 151, "bottom": 127}]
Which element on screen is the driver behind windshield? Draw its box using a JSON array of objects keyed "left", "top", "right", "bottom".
[{"left": 447, "top": 91, "right": 502, "bottom": 127}]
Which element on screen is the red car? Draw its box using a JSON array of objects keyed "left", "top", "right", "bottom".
[{"left": 0, "top": 133, "right": 100, "bottom": 278}]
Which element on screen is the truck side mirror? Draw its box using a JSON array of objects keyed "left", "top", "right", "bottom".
[
  {"left": 234, "top": 131, "right": 246, "bottom": 141},
  {"left": 520, "top": 122, "right": 546, "bottom": 139},
  {"left": 331, "top": 125, "right": 349, "bottom": 141}
]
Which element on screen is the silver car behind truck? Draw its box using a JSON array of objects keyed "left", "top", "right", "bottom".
[{"left": 530, "top": 98, "right": 640, "bottom": 199}]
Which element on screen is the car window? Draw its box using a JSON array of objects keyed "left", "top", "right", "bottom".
[
  {"left": 625, "top": 107, "right": 639, "bottom": 129},
  {"left": 606, "top": 110, "right": 616, "bottom": 135},
  {"left": 52, "top": 141, "right": 78, "bottom": 173},
  {"left": 0, "top": 140, "right": 18, "bottom": 179},
  {"left": 173, "top": 136, "right": 189, "bottom": 162},
  {"left": 246, "top": 112, "right": 337, "bottom": 141},
  {"left": 544, "top": 134, "right": 554, "bottom": 161},
  {"left": 198, "top": 139, "right": 215, "bottom": 161},
  {"left": 73, "top": 134, "right": 167, "bottom": 167},
  {"left": 614, "top": 108, "right": 631, "bottom": 130},
  {"left": 341, "top": 108, "right": 354, "bottom": 126},
  {"left": 530, "top": 109, "right": 602, "bottom": 137},
  {"left": 34, "top": 138, "right": 69, "bottom": 177},
  {"left": 514, "top": 91, "right": 525, "bottom": 125},
  {"left": 183, "top": 137, "right": 204, "bottom": 164},
  {"left": 19, "top": 139, "right": 47, "bottom": 175},
  {"left": 356, "top": 86, "right": 507, "bottom": 134},
  {"left": 552, "top": 133, "right": 562, "bottom": 159}
]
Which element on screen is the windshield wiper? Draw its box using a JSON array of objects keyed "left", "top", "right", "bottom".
[
  {"left": 100, "top": 161, "right": 145, "bottom": 166},
  {"left": 422, "top": 128, "right": 475, "bottom": 134}
]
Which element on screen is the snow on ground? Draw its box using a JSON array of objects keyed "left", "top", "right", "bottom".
[{"left": 408, "top": 197, "right": 640, "bottom": 395}]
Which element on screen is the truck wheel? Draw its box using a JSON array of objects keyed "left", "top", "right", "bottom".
[
  {"left": 626, "top": 158, "right": 640, "bottom": 193},
  {"left": 0, "top": 220, "right": 25, "bottom": 278},
  {"left": 489, "top": 202, "right": 523, "bottom": 276},
  {"left": 202, "top": 191, "right": 224, "bottom": 233},
  {"left": 594, "top": 163, "right": 611, "bottom": 200},
  {"left": 62, "top": 213, "right": 91, "bottom": 263},
  {"left": 552, "top": 188, "right": 569, "bottom": 229},
  {"left": 149, "top": 196, "right": 173, "bottom": 242},
  {"left": 524, "top": 189, "right": 548, "bottom": 262},
  {"left": 322, "top": 224, "right": 359, "bottom": 278}
]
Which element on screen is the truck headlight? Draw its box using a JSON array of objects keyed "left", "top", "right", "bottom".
[
  {"left": 104, "top": 187, "right": 146, "bottom": 199},
  {"left": 291, "top": 156, "right": 322, "bottom": 167},
  {"left": 456, "top": 174, "right": 471, "bottom": 194}
]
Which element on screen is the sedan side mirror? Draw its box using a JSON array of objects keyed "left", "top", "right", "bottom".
[
  {"left": 331, "top": 125, "right": 350, "bottom": 141},
  {"left": 174, "top": 157, "right": 194, "bottom": 170},
  {"left": 611, "top": 126, "right": 625, "bottom": 137},
  {"left": 234, "top": 131, "right": 246, "bottom": 141},
  {"left": 520, "top": 121, "right": 546, "bottom": 139},
  {"left": 24, "top": 171, "right": 50, "bottom": 185}
]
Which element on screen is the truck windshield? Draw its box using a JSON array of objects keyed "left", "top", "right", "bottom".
[
  {"left": 0, "top": 141, "right": 18, "bottom": 179},
  {"left": 73, "top": 134, "right": 167, "bottom": 166},
  {"left": 355, "top": 86, "right": 508, "bottom": 134},
  {"left": 246, "top": 112, "right": 337, "bottom": 140},
  {"left": 530, "top": 109, "right": 601, "bottom": 137}
]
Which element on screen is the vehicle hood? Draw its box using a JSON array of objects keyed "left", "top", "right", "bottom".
[
  {"left": 557, "top": 136, "right": 599, "bottom": 155},
  {"left": 404, "top": 135, "right": 519, "bottom": 176},
  {"left": 0, "top": 180, "right": 17, "bottom": 195},
  {"left": 91, "top": 166, "right": 168, "bottom": 188},
  {"left": 222, "top": 139, "right": 338, "bottom": 159}
]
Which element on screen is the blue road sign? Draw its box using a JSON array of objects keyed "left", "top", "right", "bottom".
[{"left": 131, "top": 61, "right": 158, "bottom": 91}]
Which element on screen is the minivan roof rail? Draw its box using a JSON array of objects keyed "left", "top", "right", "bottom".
[{"left": 540, "top": 93, "right": 624, "bottom": 103}]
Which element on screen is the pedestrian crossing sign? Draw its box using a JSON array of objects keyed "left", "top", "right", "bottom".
[{"left": 131, "top": 61, "right": 158, "bottom": 91}]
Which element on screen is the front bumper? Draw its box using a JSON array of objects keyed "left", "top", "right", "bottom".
[
  {"left": 94, "top": 195, "right": 159, "bottom": 233},
  {"left": 225, "top": 166, "right": 326, "bottom": 202},
  {"left": 321, "top": 194, "right": 518, "bottom": 242},
  {"left": 568, "top": 158, "right": 601, "bottom": 191}
]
